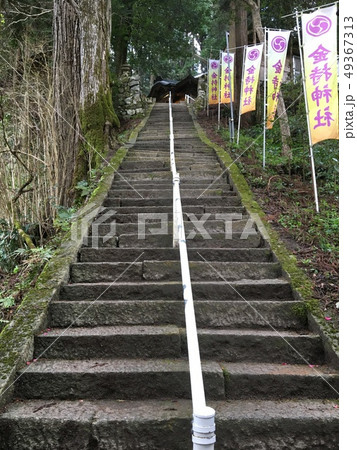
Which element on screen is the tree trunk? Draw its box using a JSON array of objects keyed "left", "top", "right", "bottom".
[
  {"left": 53, "top": 0, "right": 81, "bottom": 206},
  {"left": 53, "top": 0, "right": 119, "bottom": 206},
  {"left": 242, "top": 0, "right": 292, "bottom": 158},
  {"left": 229, "top": 1, "right": 249, "bottom": 126}
]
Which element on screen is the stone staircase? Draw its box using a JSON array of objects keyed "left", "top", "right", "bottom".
[{"left": 0, "top": 104, "right": 338, "bottom": 449}]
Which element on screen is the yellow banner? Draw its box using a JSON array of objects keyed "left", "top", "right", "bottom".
[
  {"left": 208, "top": 59, "right": 220, "bottom": 105},
  {"left": 220, "top": 52, "right": 235, "bottom": 104},
  {"left": 301, "top": 5, "right": 339, "bottom": 145},
  {"left": 266, "top": 30, "right": 291, "bottom": 129},
  {"left": 240, "top": 44, "right": 263, "bottom": 115}
]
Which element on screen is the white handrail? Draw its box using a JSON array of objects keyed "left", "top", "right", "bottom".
[
  {"left": 185, "top": 94, "right": 196, "bottom": 104},
  {"left": 169, "top": 92, "right": 216, "bottom": 449}
]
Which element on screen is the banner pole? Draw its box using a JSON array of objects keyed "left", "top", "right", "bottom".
[
  {"left": 295, "top": 12, "right": 320, "bottom": 213},
  {"left": 218, "top": 51, "right": 222, "bottom": 130},
  {"left": 206, "top": 59, "right": 209, "bottom": 117},
  {"left": 263, "top": 27, "right": 267, "bottom": 168},
  {"left": 225, "top": 31, "right": 235, "bottom": 142},
  {"left": 237, "top": 45, "right": 246, "bottom": 146}
]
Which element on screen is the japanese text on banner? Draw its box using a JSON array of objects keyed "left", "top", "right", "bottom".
[
  {"left": 220, "top": 52, "right": 235, "bottom": 104},
  {"left": 208, "top": 59, "right": 220, "bottom": 105},
  {"left": 301, "top": 4, "right": 339, "bottom": 145},
  {"left": 240, "top": 44, "right": 263, "bottom": 115},
  {"left": 266, "top": 30, "right": 291, "bottom": 129}
]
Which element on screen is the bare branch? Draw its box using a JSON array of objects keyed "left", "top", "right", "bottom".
[
  {"left": 5, "top": 4, "right": 52, "bottom": 28},
  {"left": 12, "top": 175, "right": 34, "bottom": 204}
]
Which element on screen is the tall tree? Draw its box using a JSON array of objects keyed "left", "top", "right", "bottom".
[
  {"left": 112, "top": 0, "right": 213, "bottom": 81},
  {"left": 228, "top": 1, "right": 249, "bottom": 124},
  {"left": 111, "top": 0, "right": 134, "bottom": 75},
  {"left": 53, "top": 0, "right": 118, "bottom": 205}
]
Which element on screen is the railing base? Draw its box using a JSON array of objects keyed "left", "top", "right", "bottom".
[{"left": 192, "top": 407, "right": 216, "bottom": 449}]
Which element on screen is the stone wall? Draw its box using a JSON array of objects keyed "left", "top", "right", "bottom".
[{"left": 115, "top": 65, "right": 148, "bottom": 119}]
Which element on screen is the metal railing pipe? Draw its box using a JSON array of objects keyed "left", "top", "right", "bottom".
[{"left": 169, "top": 92, "right": 216, "bottom": 449}]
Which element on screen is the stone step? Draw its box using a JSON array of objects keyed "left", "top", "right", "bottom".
[
  {"left": 124, "top": 156, "right": 218, "bottom": 163},
  {"left": 49, "top": 300, "right": 306, "bottom": 330},
  {"left": 112, "top": 171, "right": 225, "bottom": 181},
  {"left": 92, "top": 211, "right": 249, "bottom": 224},
  {"left": 115, "top": 232, "right": 262, "bottom": 249},
  {"left": 126, "top": 152, "right": 215, "bottom": 159},
  {"left": 60, "top": 274, "right": 293, "bottom": 300},
  {"left": 14, "top": 359, "right": 337, "bottom": 401},
  {"left": 82, "top": 231, "right": 262, "bottom": 249},
  {"left": 60, "top": 279, "right": 292, "bottom": 301},
  {"left": 110, "top": 182, "right": 230, "bottom": 190},
  {"left": 88, "top": 218, "right": 253, "bottom": 237},
  {"left": 119, "top": 161, "right": 168, "bottom": 170},
  {"left": 78, "top": 247, "right": 272, "bottom": 263},
  {"left": 119, "top": 162, "right": 222, "bottom": 171},
  {"left": 33, "top": 325, "right": 182, "bottom": 360},
  {"left": 70, "top": 261, "right": 282, "bottom": 283},
  {"left": 222, "top": 362, "right": 338, "bottom": 400},
  {"left": 106, "top": 188, "right": 235, "bottom": 198},
  {"left": 117, "top": 167, "right": 171, "bottom": 174},
  {"left": 95, "top": 205, "right": 246, "bottom": 216},
  {"left": 103, "top": 196, "right": 241, "bottom": 208},
  {"left": 192, "top": 328, "right": 325, "bottom": 364},
  {"left": 0, "top": 399, "right": 339, "bottom": 450},
  {"left": 33, "top": 326, "right": 324, "bottom": 364},
  {"left": 15, "top": 359, "right": 224, "bottom": 401},
  {"left": 111, "top": 178, "right": 229, "bottom": 186}
]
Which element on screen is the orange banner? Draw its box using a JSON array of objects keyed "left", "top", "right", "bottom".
[
  {"left": 220, "top": 52, "right": 235, "bottom": 104},
  {"left": 240, "top": 44, "right": 263, "bottom": 114},
  {"left": 208, "top": 60, "right": 220, "bottom": 105},
  {"left": 301, "top": 5, "right": 339, "bottom": 145}
]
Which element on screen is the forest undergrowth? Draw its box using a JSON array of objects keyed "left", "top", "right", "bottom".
[
  {"left": 197, "top": 104, "right": 339, "bottom": 329},
  {"left": 0, "top": 117, "right": 142, "bottom": 330}
]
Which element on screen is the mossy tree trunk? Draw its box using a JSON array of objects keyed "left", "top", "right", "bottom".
[{"left": 53, "top": 0, "right": 119, "bottom": 206}]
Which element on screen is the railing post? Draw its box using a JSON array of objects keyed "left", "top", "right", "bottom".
[{"left": 193, "top": 407, "right": 216, "bottom": 449}]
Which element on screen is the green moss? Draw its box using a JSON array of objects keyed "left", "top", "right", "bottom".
[
  {"left": 221, "top": 365, "right": 230, "bottom": 382},
  {"left": 291, "top": 299, "right": 319, "bottom": 320},
  {"left": 79, "top": 86, "right": 120, "bottom": 178}
]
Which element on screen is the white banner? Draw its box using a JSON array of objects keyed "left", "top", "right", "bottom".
[
  {"left": 220, "top": 52, "right": 235, "bottom": 104},
  {"left": 208, "top": 59, "right": 220, "bottom": 105},
  {"left": 301, "top": 4, "right": 339, "bottom": 144},
  {"left": 266, "top": 30, "right": 291, "bottom": 129},
  {"left": 240, "top": 44, "right": 264, "bottom": 114}
]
